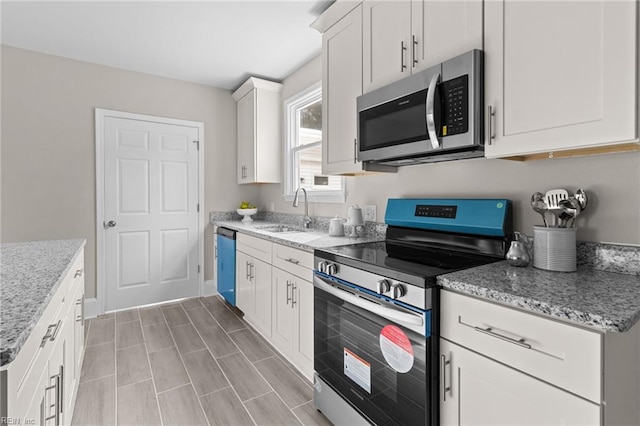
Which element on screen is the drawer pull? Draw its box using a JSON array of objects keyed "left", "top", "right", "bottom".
[
  {"left": 74, "top": 269, "right": 83, "bottom": 278},
  {"left": 41, "top": 322, "right": 58, "bottom": 347},
  {"left": 474, "top": 326, "right": 532, "bottom": 349},
  {"left": 277, "top": 254, "right": 301, "bottom": 265}
]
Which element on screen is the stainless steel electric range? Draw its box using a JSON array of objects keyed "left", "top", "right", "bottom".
[{"left": 313, "top": 198, "right": 513, "bottom": 426}]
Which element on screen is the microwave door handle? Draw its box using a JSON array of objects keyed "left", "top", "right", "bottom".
[
  {"left": 426, "top": 73, "right": 441, "bottom": 150},
  {"left": 314, "top": 275, "right": 424, "bottom": 328}
]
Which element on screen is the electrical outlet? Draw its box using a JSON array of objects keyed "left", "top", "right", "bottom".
[{"left": 363, "top": 205, "right": 376, "bottom": 222}]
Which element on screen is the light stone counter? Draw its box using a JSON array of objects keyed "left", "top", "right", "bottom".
[
  {"left": 438, "top": 259, "right": 640, "bottom": 333},
  {"left": 1, "top": 239, "right": 86, "bottom": 366}
]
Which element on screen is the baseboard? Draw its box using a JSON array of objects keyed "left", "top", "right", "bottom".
[
  {"left": 202, "top": 279, "right": 218, "bottom": 297},
  {"left": 84, "top": 297, "right": 99, "bottom": 319}
]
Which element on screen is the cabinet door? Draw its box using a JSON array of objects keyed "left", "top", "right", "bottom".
[
  {"left": 440, "top": 339, "right": 600, "bottom": 426},
  {"left": 237, "top": 90, "right": 255, "bottom": 183},
  {"left": 235, "top": 251, "right": 253, "bottom": 315},
  {"left": 271, "top": 267, "right": 294, "bottom": 355},
  {"left": 293, "top": 278, "right": 314, "bottom": 381},
  {"left": 411, "top": 0, "right": 482, "bottom": 71},
  {"left": 24, "top": 365, "right": 48, "bottom": 426},
  {"left": 363, "top": 0, "right": 411, "bottom": 93},
  {"left": 484, "top": 0, "right": 637, "bottom": 158},
  {"left": 322, "top": 4, "right": 365, "bottom": 175},
  {"left": 252, "top": 258, "right": 272, "bottom": 338}
]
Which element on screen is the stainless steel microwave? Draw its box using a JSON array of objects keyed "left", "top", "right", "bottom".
[{"left": 357, "top": 49, "right": 483, "bottom": 167}]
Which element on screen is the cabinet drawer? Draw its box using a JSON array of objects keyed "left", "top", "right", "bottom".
[
  {"left": 272, "top": 243, "right": 314, "bottom": 281},
  {"left": 441, "top": 291, "right": 602, "bottom": 403},
  {"left": 237, "top": 233, "right": 272, "bottom": 263}
]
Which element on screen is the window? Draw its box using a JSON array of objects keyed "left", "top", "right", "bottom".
[{"left": 284, "top": 82, "right": 345, "bottom": 203}]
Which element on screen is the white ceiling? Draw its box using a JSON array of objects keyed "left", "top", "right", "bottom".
[{"left": 1, "top": 1, "right": 331, "bottom": 91}]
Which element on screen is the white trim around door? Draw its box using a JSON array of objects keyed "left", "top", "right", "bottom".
[{"left": 95, "top": 108, "right": 205, "bottom": 315}]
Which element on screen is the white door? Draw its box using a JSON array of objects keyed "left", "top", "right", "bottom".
[
  {"left": 440, "top": 339, "right": 600, "bottom": 426},
  {"left": 103, "top": 116, "right": 200, "bottom": 310}
]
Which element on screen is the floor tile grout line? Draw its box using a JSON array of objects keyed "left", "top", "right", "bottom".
[
  {"left": 161, "top": 303, "right": 212, "bottom": 426},
  {"left": 139, "top": 309, "right": 166, "bottom": 426},
  {"left": 188, "top": 298, "right": 258, "bottom": 426},
  {"left": 196, "top": 384, "right": 233, "bottom": 400}
]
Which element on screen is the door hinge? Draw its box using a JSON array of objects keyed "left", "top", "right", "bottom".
[
  {"left": 193, "top": 140, "right": 200, "bottom": 150},
  {"left": 197, "top": 203, "right": 200, "bottom": 212},
  {"left": 198, "top": 265, "right": 201, "bottom": 273}
]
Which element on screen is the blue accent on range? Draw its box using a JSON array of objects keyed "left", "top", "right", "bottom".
[
  {"left": 385, "top": 198, "right": 512, "bottom": 237},
  {"left": 216, "top": 227, "right": 237, "bottom": 306}
]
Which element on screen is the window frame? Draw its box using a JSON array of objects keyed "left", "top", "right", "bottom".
[{"left": 283, "top": 82, "right": 345, "bottom": 203}]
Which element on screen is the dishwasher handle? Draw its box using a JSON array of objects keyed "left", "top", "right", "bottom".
[{"left": 216, "top": 227, "right": 237, "bottom": 239}]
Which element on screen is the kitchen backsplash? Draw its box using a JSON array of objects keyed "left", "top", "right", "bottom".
[{"left": 211, "top": 211, "right": 639, "bottom": 276}]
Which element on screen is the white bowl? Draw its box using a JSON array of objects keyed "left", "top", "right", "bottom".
[{"left": 237, "top": 208, "right": 257, "bottom": 222}]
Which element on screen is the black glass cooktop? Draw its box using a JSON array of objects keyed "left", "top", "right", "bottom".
[{"left": 319, "top": 240, "right": 500, "bottom": 280}]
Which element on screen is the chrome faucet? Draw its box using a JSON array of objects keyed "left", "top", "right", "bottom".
[{"left": 293, "top": 187, "right": 312, "bottom": 229}]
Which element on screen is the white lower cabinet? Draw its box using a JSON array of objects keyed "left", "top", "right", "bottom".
[
  {"left": 440, "top": 290, "right": 640, "bottom": 425},
  {"left": 440, "top": 338, "right": 600, "bottom": 426},
  {"left": 271, "top": 267, "right": 314, "bottom": 381},
  {"left": 3, "top": 249, "right": 85, "bottom": 425},
  {"left": 236, "top": 234, "right": 273, "bottom": 338}
]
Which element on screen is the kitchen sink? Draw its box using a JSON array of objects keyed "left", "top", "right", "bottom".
[{"left": 256, "top": 224, "right": 306, "bottom": 233}]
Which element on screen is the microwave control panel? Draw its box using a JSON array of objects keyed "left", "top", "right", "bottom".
[{"left": 441, "top": 75, "right": 469, "bottom": 136}]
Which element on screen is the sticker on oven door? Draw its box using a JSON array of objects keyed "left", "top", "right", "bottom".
[
  {"left": 380, "top": 325, "right": 414, "bottom": 373},
  {"left": 344, "top": 348, "right": 371, "bottom": 393}
]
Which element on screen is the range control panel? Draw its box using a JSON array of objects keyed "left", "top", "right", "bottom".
[
  {"left": 441, "top": 75, "right": 469, "bottom": 137},
  {"left": 414, "top": 205, "right": 457, "bottom": 219}
]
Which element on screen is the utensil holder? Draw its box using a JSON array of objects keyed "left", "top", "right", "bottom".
[{"left": 533, "top": 226, "right": 576, "bottom": 272}]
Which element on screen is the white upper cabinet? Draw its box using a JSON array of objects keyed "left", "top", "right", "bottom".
[
  {"left": 411, "top": 0, "right": 483, "bottom": 72},
  {"left": 321, "top": 4, "right": 368, "bottom": 175},
  {"left": 232, "top": 77, "right": 283, "bottom": 184},
  {"left": 363, "top": 0, "right": 483, "bottom": 93},
  {"left": 484, "top": 0, "right": 638, "bottom": 159}
]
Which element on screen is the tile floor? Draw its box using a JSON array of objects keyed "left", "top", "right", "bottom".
[{"left": 71, "top": 295, "right": 331, "bottom": 426}]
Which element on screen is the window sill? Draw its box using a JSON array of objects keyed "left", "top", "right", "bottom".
[{"left": 283, "top": 192, "right": 346, "bottom": 204}]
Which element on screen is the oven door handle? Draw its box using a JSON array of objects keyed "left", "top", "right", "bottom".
[
  {"left": 314, "top": 276, "right": 424, "bottom": 328},
  {"left": 426, "top": 72, "right": 441, "bottom": 150}
]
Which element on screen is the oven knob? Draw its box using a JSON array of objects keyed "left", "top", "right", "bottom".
[
  {"left": 376, "top": 279, "right": 391, "bottom": 295},
  {"left": 326, "top": 263, "right": 338, "bottom": 275},
  {"left": 391, "top": 283, "right": 406, "bottom": 299},
  {"left": 317, "top": 261, "right": 327, "bottom": 273}
]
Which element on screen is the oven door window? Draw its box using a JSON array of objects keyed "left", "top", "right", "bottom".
[{"left": 314, "top": 281, "right": 431, "bottom": 426}]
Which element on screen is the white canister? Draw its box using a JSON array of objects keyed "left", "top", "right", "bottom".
[
  {"left": 533, "top": 226, "right": 577, "bottom": 272},
  {"left": 329, "top": 216, "right": 345, "bottom": 236},
  {"left": 347, "top": 205, "right": 364, "bottom": 226}
]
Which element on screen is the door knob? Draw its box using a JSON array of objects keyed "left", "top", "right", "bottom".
[{"left": 104, "top": 220, "right": 116, "bottom": 228}]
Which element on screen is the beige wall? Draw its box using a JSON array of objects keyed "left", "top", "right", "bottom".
[
  {"left": 260, "top": 55, "right": 640, "bottom": 245},
  {"left": 0, "top": 45, "right": 261, "bottom": 298}
]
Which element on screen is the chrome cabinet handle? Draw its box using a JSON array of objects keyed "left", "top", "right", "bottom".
[
  {"left": 488, "top": 105, "right": 495, "bottom": 145},
  {"left": 50, "top": 320, "right": 62, "bottom": 342},
  {"left": 249, "top": 262, "right": 254, "bottom": 281},
  {"left": 286, "top": 280, "right": 292, "bottom": 305},
  {"left": 41, "top": 322, "right": 58, "bottom": 347},
  {"left": 104, "top": 220, "right": 116, "bottom": 228},
  {"left": 353, "top": 138, "right": 357, "bottom": 164},
  {"left": 441, "top": 355, "right": 451, "bottom": 402},
  {"left": 426, "top": 73, "right": 441, "bottom": 149},
  {"left": 44, "top": 370, "right": 61, "bottom": 424},
  {"left": 474, "top": 326, "right": 532, "bottom": 349},
  {"left": 400, "top": 41, "right": 407, "bottom": 72},
  {"left": 74, "top": 269, "right": 83, "bottom": 278},
  {"left": 214, "top": 246, "right": 218, "bottom": 259},
  {"left": 246, "top": 261, "right": 250, "bottom": 280},
  {"left": 291, "top": 283, "right": 297, "bottom": 308},
  {"left": 412, "top": 35, "right": 418, "bottom": 67},
  {"left": 279, "top": 256, "right": 299, "bottom": 265}
]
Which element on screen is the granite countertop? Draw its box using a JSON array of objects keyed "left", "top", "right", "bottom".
[
  {"left": 1, "top": 239, "right": 86, "bottom": 366},
  {"left": 438, "top": 261, "right": 640, "bottom": 333},
  {"left": 213, "top": 220, "right": 384, "bottom": 252}
]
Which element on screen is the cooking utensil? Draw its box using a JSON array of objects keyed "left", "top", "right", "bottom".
[
  {"left": 545, "top": 189, "right": 569, "bottom": 227},
  {"left": 575, "top": 188, "right": 588, "bottom": 211},
  {"left": 558, "top": 197, "right": 582, "bottom": 228},
  {"left": 530, "top": 192, "right": 548, "bottom": 227}
]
